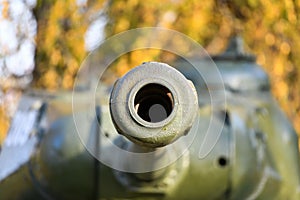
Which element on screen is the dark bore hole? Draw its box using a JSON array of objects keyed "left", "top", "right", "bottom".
[
  {"left": 134, "top": 83, "right": 174, "bottom": 123},
  {"left": 218, "top": 156, "right": 228, "bottom": 167}
]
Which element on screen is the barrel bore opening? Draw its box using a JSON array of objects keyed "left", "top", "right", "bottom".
[{"left": 134, "top": 83, "right": 174, "bottom": 123}]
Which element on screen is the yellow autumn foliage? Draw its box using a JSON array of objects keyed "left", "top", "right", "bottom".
[
  {"left": 1, "top": 0, "right": 300, "bottom": 147},
  {"left": 106, "top": 0, "right": 300, "bottom": 142}
]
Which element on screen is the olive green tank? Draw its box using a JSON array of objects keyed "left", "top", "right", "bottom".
[{"left": 0, "top": 37, "right": 299, "bottom": 200}]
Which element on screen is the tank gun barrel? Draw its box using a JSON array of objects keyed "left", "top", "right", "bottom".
[{"left": 109, "top": 62, "right": 198, "bottom": 148}]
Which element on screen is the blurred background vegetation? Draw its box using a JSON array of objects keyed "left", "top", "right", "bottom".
[{"left": 0, "top": 0, "right": 299, "bottom": 145}]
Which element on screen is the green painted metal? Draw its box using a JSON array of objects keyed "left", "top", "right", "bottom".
[{"left": 0, "top": 37, "right": 299, "bottom": 200}]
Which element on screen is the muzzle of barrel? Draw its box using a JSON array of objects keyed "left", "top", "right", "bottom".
[{"left": 110, "top": 62, "right": 198, "bottom": 148}]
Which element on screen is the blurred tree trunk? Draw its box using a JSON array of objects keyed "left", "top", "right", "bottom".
[
  {"left": 0, "top": 0, "right": 105, "bottom": 145},
  {"left": 33, "top": 0, "right": 105, "bottom": 90}
]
